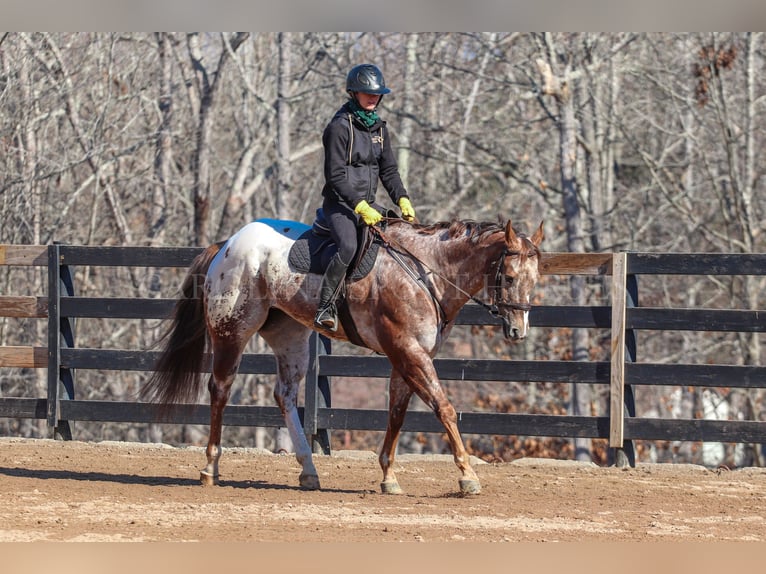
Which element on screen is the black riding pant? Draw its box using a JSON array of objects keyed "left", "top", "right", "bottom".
[{"left": 322, "top": 198, "right": 360, "bottom": 266}]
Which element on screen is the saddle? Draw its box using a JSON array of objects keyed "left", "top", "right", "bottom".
[
  {"left": 287, "top": 208, "right": 400, "bottom": 348},
  {"left": 287, "top": 208, "right": 387, "bottom": 281}
]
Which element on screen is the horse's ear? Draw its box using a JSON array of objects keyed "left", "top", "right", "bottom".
[
  {"left": 531, "top": 221, "right": 545, "bottom": 247},
  {"left": 504, "top": 220, "right": 518, "bottom": 243}
]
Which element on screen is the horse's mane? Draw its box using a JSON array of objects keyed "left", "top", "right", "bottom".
[
  {"left": 391, "top": 218, "right": 503, "bottom": 244},
  {"left": 387, "top": 217, "right": 540, "bottom": 256}
]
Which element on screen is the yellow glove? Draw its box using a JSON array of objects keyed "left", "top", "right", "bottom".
[
  {"left": 398, "top": 197, "right": 416, "bottom": 222},
  {"left": 354, "top": 200, "right": 383, "bottom": 226}
]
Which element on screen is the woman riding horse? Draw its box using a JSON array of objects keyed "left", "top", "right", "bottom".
[
  {"left": 314, "top": 63, "right": 416, "bottom": 332},
  {"left": 141, "top": 216, "right": 544, "bottom": 496}
]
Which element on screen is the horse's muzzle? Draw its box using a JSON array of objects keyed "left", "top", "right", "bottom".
[{"left": 502, "top": 316, "right": 527, "bottom": 341}]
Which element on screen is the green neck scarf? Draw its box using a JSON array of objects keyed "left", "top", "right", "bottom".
[{"left": 348, "top": 97, "right": 380, "bottom": 128}]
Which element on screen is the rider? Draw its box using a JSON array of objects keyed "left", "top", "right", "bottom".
[{"left": 314, "top": 63, "right": 416, "bottom": 332}]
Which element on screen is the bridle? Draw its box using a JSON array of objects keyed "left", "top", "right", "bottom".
[
  {"left": 371, "top": 223, "right": 534, "bottom": 336},
  {"left": 488, "top": 247, "right": 533, "bottom": 311},
  {"left": 479, "top": 246, "right": 533, "bottom": 338}
]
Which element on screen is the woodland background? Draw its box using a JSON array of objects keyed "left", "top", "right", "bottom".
[{"left": 0, "top": 32, "right": 764, "bottom": 466}]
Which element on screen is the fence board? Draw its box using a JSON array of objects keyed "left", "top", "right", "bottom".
[
  {"left": 319, "top": 408, "right": 610, "bottom": 437},
  {"left": 0, "top": 398, "right": 47, "bottom": 419},
  {"left": 59, "top": 400, "right": 286, "bottom": 427},
  {"left": 58, "top": 348, "right": 610, "bottom": 384},
  {"left": 539, "top": 253, "right": 612, "bottom": 275},
  {"left": 0, "top": 296, "right": 48, "bottom": 318},
  {"left": 625, "top": 418, "right": 766, "bottom": 443},
  {"left": 629, "top": 253, "right": 766, "bottom": 275},
  {"left": 59, "top": 348, "right": 278, "bottom": 374},
  {"left": 628, "top": 307, "right": 766, "bottom": 332},
  {"left": 0, "top": 245, "right": 47, "bottom": 266},
  {"left": 59, "top": 245, "right": 202, "bottom": 267},
  {"left": 319, "top": 355, "right": 611, "bottom": 383},
  {"left": 457, "top": 304, "right": 612, "bottom": 328},
  {"left": 56, "top": 298, "right": 614, "bottom": 329},
  {"left": 59, "top": 400, "right": 611, "bottom": 438},
  {"left": 626, "top": 363, "right": 766, "bottom": 389},
  {"left": 47, "top": 353, "right": 766, "bottom": 399},
  {"left": 52, "top": 246, "right": 606, "bottom": 274},
  {"left": 60, "top": 297, "right": 176, "bottom": 319},
  {"left": 0, "top": 346, "right": 47, "bottom": 368}
]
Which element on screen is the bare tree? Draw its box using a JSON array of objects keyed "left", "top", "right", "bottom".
[
  {"left": 185, "top": 32, "right": 249, "bottom": 246},
  {"left": 533, "top": 33, "right": 592, "bottom": 461}
]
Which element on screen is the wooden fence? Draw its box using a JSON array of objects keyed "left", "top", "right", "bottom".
[{"left": 2, "top": 243, "right": 766, "bottom": 465}]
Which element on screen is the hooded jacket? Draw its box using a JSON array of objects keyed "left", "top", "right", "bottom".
[{"left": 321, "top": 101, "right": 408, "bottom": 210}]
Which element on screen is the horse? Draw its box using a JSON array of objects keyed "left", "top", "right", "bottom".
[{"left": 141, "top": 216, "right": 544, "bottom": 495}]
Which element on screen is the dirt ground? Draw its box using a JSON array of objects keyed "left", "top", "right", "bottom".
[{"left": 1, "top": 437, "right": 765, "bottom": 542}]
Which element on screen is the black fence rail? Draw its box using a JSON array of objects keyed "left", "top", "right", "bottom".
[{"left": 2, "top": 243, "right": 766, "bottom": 465}]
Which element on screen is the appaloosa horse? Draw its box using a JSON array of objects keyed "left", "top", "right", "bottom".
[{"left": 141, "top": 217, "right": 544, "bottom": 495}]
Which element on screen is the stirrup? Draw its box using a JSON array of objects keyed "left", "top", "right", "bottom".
[{"left": 314, "top": 305, "right": 338, "bottom": 332}]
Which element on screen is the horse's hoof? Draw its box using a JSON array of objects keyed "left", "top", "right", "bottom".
[
  {"left": 459, "top": 478, "right": 481, "bottom": 495},
  {"left": 299, "top": 473, "right": 321, "bottom": 490},
  {"left": 200, "top": 471, "right": 218, "bottom": 486},
  {"left": 380, "top": 480, "right": 403, "bottom": 495}
]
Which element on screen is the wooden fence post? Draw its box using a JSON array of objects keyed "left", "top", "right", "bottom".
[
  {"left": 609, "top": 251, "right": 636, "bottom": 467},
  {"left": 609, "top": 252, "right": 626, "bottom": 451},
  {"left": 46, "top": 243, "right": 75, "bottom": 440},
  {"left": 621, "top": 265, "right": 638, "bottom": 466},
  {"left": 304, "top": 332, "right": 332, "bottom": 454}
]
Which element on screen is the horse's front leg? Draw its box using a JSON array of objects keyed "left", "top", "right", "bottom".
[
  {"left": 379, "top": 370, "right": 412, "bottom": 495},
  {"left": 433, "top": 396, "right": 481, "bottom": 495},
  {"left": 392, "top": 352, "right": 481, "bottom": 495}
]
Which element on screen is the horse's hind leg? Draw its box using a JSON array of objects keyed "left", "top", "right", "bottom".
[
  {"left": 260, "top": 311, "right": 320, "bottom": 490},
  {"left": 200, "top": 338, "right": 243, "bottom": 486},
  {"left": 378, "top": 370, "right": 412, "bottom": 495}
]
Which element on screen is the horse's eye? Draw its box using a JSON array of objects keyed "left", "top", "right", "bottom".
[{"left": 504, "top": 275, "right": 514, "bottom": 285}]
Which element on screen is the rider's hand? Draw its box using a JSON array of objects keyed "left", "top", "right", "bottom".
[
  {"left": 354, "top": 200, "right": 383, "bottom": 226},
  {"left": 398, "top": 197, "right": 416, "bottom": 222}
]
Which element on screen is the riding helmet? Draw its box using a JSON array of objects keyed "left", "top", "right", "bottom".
[{"left": 346, "top": 64, "right": 391, "bottom": 95}]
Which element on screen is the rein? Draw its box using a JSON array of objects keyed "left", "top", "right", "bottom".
[
  {"left": 371, "top": 222, "right": 531, "bottom": 326},
  {"left": 373, "top": 224, "right": 448, "bottom": 328}
]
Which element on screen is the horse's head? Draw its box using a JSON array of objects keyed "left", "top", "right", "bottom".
[{"left": 492, "top": 220, "right": 545, "bottom": 341}]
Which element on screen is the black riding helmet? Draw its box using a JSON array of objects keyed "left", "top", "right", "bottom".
[{"left": 346, "top": 64, "right": 390, "bottom": 105}]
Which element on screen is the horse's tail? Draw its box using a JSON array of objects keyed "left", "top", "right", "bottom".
[{"left": 140, "top": 241, "right": 225, "bottom": 410}]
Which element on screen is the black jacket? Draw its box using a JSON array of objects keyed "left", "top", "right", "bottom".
[{"left": 321, "top": 102, "right": 408, "bottom": 209}]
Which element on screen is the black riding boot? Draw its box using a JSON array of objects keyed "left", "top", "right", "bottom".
[{"left": 314, "top": 255, "right": 349, "bottom": 332}]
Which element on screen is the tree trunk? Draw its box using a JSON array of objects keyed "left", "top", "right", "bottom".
[
  {"left": 397, "top": 34, "right": 418, "bottom": 189},
  {"left": 560, "top": 90, "right": 592, "bottom": 462},
  {"left": 17, "top": 44, "right": 47, "bottom": 437},
  {"left": 188, "top": 32, "right": 249, "bottom": 245},
  {"left": 150, "top": 32, "right": 173, "bottom": 247},
  {"left": 536, "top": 33, "right": 592, "bottom": 462},
  {"left": 145, "top": 32, "right": 175, "bottom": 444},
  {"left": 275, "top": 32, "right": 292, "bottom": 220},
  {"left": 274, "top": 32, "right": 294, "bottom": 452}
]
